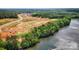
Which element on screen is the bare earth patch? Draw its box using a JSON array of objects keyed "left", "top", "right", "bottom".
[
  {"left": 0, "top": 18, "right": 17, "bottom": 25},
  {"left": 0, "top": 14, "right": 56, "bottom": 40}
]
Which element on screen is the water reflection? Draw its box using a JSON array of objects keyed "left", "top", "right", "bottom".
[{"left": 28, "top": 19, "right": 79, "bottom": 50}]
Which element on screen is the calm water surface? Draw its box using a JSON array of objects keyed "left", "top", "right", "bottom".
[{"left": 28, "top": 19, "right": 79, "bottom": 50}]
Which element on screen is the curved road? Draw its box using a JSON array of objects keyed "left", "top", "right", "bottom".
[{"left": 0, "top": 14, "right": 23, "bottom": 31}]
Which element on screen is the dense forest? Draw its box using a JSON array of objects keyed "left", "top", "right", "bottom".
[{"left": 0, "top": 8, "right": 79, "bottom": 19}]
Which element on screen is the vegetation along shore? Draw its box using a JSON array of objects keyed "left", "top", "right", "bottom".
[{"left": 0, "top": 14, "right": 71, "bottom": 50}]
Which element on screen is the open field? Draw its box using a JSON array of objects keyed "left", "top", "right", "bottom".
[
  {"left": 0, "top": 8, "right": 78, "bottom": 50},
  {"left": 0, "top": 13, "right": 71, "bottom": 50},
  {"left": 0, "top": 18, "right": 17, "bottom": 25},
  {"left": 0, "top": 14, "right": 56, "bottom": 40}
]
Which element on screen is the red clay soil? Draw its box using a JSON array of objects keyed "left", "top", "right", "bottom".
[{"left": 0, "top": 14, "right": 54, "bottom": 40}]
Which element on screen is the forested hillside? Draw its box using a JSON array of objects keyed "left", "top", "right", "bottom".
[{"left": 0, "top": 8, "right": 79, "bottom": 19}]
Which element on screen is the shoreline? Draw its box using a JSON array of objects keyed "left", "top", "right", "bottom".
[{"left": 0, "top": 16, "right": 71, "bottom": 50}]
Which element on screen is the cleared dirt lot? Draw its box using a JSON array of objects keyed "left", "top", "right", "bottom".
[
  {"left": 0, "top": 18, "right": 17, "bottom": 25},
  {"left": 0, "top": 14, "right": 56, "bottom": 40}
]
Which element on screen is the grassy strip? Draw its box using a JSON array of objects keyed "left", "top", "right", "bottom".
[{"left": 0, "top": 17, "right": 71, "bottom": 50}]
